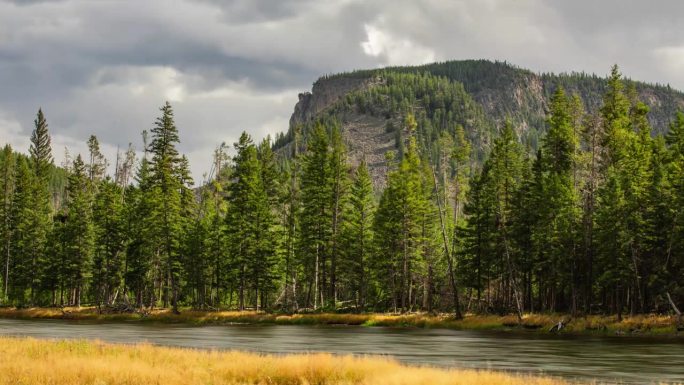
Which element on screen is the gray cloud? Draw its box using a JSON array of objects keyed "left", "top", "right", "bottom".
[{"left": 0, "top": 0, "right": 683, "bottom": 179}]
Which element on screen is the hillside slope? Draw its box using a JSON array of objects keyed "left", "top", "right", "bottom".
[{"left": 275, "top": 60, "right": 684, "bottom": 187}]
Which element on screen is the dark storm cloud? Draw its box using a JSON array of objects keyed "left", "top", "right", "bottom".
[{"left": 0, "top": 0, "right": 682, "bottom": 178}]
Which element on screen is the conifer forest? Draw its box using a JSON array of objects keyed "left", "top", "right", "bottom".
[{"left": 1, "top": 64, "right": 684, "bottom": 321}]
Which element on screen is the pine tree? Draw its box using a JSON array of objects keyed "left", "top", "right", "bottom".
[
  {"left": 542, "top": 86, "right": 581, "bottom": 313},
  {"left": 460, "top": 163, "right": 496, "bottom": 310},
  {"left": 594, "top": 66, "right": 643, "bottom": 319},
  {"left": 147, "top": 102, "right": 185, "bottom": 313},
  {"left": 62, "top": 155, "right": 94, "bottom": 306},
  {"left": 373, "top": 130, "right": 433, "bottom": 312},
  {"left": 642, "top": 137, "right": 674, "bottom": 310},
  {"left": 206, "top": 144, "right": 229, "bottom": 307},
  {"left": 327, "top": 125, "right": 349, "bottom": 307},
  {"left": 27, "top": 108, "right": 53, "bottom": 304},
  {"left": 253, "top": 137, "right": 278, "bottom": 310},
  {"left": 298, "top": 124, "right": 332, "bottom": 309},
  {"left": 0, "top": 145, "right": 16, "bottom": 302},
  {"left": 185, "top": 187, "right": 211, "bottom": 308},
  {"left": 341, "top": 160, "right": 374, "bottom": 309},
  {"left": 124, "top": 149, "right": 157, "bottom": 308},
  {"left": 600, "top": 65, "right": 632, "bottom": 168},
  {"left": 580, "top": 113, "right": 603, "bottom": 311},
  {"left": 510, "top": 150, "right": 543, "bottom": 312},
  {"left": 8, "top": 157, "right": 38, "bottom": 305},
  {"left": 665, "top": 112, "right": 684, "bottom": 305},
  {"left": 87, "top": 135, "right": 107, "bottom": 183},
  {"left": 282, "top": 127, "right": 301, "bottom": 311},
  {"left": 226, "top": 132, "right": 277, "bottom": 310},
  {"left": 91, "top": 179, "right": 126, "bottom": 306},
  {"left": 489, "top": 121, "right": 525, "bottom": 318},
  {"left": 226, "top": 132, "right": 256, "bottom": 310},
  {"left": 30, "top": 109, "right": 53, "bottom": 179}
]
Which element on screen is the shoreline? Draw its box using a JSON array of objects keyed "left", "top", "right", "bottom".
[{"left": 0, "top": 307, "right": 681, "bottom": 338}]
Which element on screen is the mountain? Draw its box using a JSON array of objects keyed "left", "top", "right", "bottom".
[{"left": 274, "top": 60, "right": 684, "bottom": 188}]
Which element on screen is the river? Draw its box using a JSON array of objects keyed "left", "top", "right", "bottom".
[{"left": 0, "top": 318, "right": 682, "bottom": 384}]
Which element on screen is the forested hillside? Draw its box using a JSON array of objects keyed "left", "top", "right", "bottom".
[
  {"left": 0, "top": 63, "right": 683, "bottom": 319},
  {"left": 275, "top": 60, "right": 684, "bottom": 188}
]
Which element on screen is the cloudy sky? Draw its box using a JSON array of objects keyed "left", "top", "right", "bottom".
[{"left": 1, "top": 0, "right": 683, "bottom": 180}]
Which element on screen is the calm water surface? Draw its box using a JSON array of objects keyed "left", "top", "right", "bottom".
[{"left": 0, "top": 318, "right": 682, "bottom": 384}]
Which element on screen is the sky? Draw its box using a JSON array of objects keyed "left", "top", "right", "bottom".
[{"left": 1, "top": 0, "right": 684, "bottom": 181}]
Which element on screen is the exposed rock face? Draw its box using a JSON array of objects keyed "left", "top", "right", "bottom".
[
  {"left": 289, "top": 76, "right": 369, "bottom": 129},
  {"left": 339, "top": 112, "right": 397, "bottom": 190},
  {"left": 286, "top": 76, "right": 399, "bottom": 190}
]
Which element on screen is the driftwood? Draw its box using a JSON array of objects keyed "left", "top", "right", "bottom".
[
  {"left": 98, "top": 303, "right": 138, "bottom": 314},
  {"left": 666, "top": 292, "right": 683, "bottom": 331},
  {"left": 549, "top": 317, "right": 572, "bottom": 333},
  {"left": 59, "top": 307, "right": 74, "bottom": 320}
]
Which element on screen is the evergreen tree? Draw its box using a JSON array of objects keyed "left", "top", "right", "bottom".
[
  {"left": 542, "top": 86, "right": 581, "bottom": 313},
  {"left": 327, "top": 125, "right": 349, "bottom": 307},
  {"left": 373, "top": 128, "right": 433, "bottom": 312},
  {"left": 298, "top": 124, "right": 332, "bottom": 309},
  {"left": 147, "top": 102, "right": 185, "bottom": 313},
  {"left": 665, "top": 112, "right": 684, "bottom": 305},
  {"left": 459, "top": 163, "right": 496, "bottom": 310},
  {"left": 87, "top": 135, "right": 107, "bottom": 183},
  {"left": 124, "top": 149, "right": 157, "bottom": 308},
  {"left": 185, "top": 187, "right": 211, "bottom": 308},
  {"left": 488, "top": 121, "right": 525, "bottom": 317},
  {"left": 341, "top": 160, "right": 374, "bottom": 309},
  {"left": 62, "top": 155, "right": 94, "bottom": 306},
  {"left": 8, "top": 157, "right": 38, "bottom": 305},
  {"left": 91, "top": 179, "right": 126, "bottom": 306},
  {"left": 0, "top": 145, "right": 15, "bottom": 302},
  {"left": 226, "top": 132, "right": 278, "bottom": 310},
  {"left": 27, "top": 108, "right": 53, "bottom": 304},
  {"left": 30, "top": 109, "right": 53, "bottom": 178}
]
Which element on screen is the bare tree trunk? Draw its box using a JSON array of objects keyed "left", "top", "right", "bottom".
[
  {"left": 502, "top": 228, "right": 523, "bottom": 322},
  {"left": 314, "top": 245, "right": 319, "bottom": 310},
  {"left": 430, "top": 164, "right": 462, "bottom": 318}
]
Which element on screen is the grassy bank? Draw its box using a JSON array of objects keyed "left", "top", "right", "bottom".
[
  {"left": 0, "top": 307, "right": 681, "bottom": 336},
  {"left": 0, "top": 337, "right": 577, "bottom": 385}
]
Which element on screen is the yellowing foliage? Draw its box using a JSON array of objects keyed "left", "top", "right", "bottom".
[
  {"left": 0, "top": 337, "right": 574, "bottom": 385},
  {"left": 0, "top": 307, "right": 679, "bottom": 336}
]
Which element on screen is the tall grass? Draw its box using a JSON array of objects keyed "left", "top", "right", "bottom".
[
  {"left": 0, "top": 307, "right": 679, "bottom": 336},
  {"left": 0, "top": 337, "right": 574, "bottom": 385}
]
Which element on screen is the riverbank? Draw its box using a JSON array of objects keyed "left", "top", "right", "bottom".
[
  {"left": 0, "top": 307, "right": 681, "bottom": 337},
  {"left": 0, "top": 337, "right": 581, "bottom": 385}
]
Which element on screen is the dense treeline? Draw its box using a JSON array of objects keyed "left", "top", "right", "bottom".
[{"left": 0, "top": 66, "right": 682, "bottom": 317}]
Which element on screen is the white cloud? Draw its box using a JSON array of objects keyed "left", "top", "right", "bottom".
[{"left": 361, "top": 23, "right": 436, "bottom": 66}]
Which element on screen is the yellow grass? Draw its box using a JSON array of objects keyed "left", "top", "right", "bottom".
[
  {"left": 0, "top": 337, "right": 575, "bottom": 385},
  {"left": 0, "top": 307, "right": 679, "bottom": 336}
]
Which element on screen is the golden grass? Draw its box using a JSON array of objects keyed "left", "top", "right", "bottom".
[
  {"left": 0, "top": 307, "right": 680, "bottom": 336},
  {"left": 0, "top": 337, "right": 575, "bottom": 385}
]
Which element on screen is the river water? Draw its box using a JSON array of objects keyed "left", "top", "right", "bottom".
[{"left": 0, "top": 318, "right": 682, "bottom": 384}]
